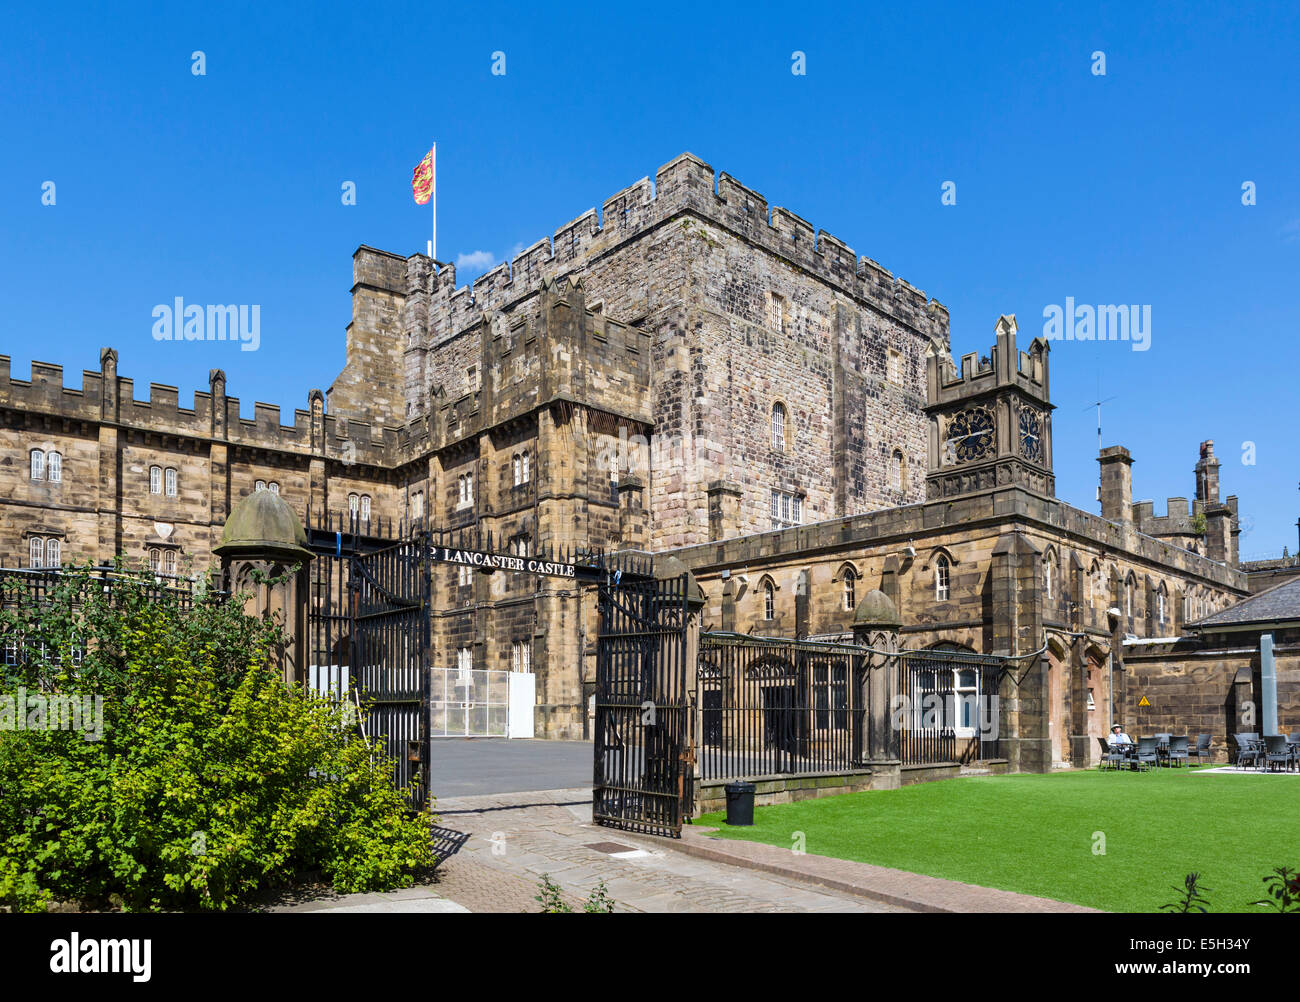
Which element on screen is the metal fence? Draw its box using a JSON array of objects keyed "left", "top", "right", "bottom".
[
  {"left": 897, "top": 649, "right": 1005, "bottom": 765},
  {"left": 697, "top": 634, "right": 868, "bottom": 781},
  {"left": 0, "top": 566, "right": 210, "bottom": 674}
]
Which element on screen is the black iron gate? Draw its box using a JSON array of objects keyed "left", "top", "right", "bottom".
[
  {"left": 349, "top": 538, "right": 432, "bottom": 810},
  {"left": 306, "top": 515, "right": 432, "bottom": 812},
  {"left": 593, "top": 571, "right": 693, "bottom": 837}
]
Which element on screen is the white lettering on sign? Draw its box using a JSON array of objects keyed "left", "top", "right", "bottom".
[{"left": 433, "top": 547, "right": 576, "bottom": 578}]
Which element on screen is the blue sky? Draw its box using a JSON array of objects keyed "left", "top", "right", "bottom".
[{"left": 3, "top": 0, "right": 1297, "bottom": 556}]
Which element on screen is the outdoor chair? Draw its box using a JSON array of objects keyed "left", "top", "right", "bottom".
[
  {"left": 1167, "top": 735, "right": 1189, "bottom": 767},
  {"left": 1287, "top": 733, "right": 1300, "bottom": 768},
  {"left": 1190, "top": 733, "right": 1212, "bottom": 765},
  {"left": 1135, "top": 736, "right": 1160, "bottom": 772},
  {"left": 1097, "top": 736, "right": 1125, "bottom": 771},
  {"left": 1233, "top": 733, "right": 1262, "bottom": 770},
  {"left": 1154, "top": 732, "right": 1172, "bottom": 766},
  {"left": 1264, "top": 735, "right": 1292, "bottom": 773}
]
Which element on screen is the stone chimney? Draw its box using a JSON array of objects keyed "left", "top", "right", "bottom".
[
  {"left": 1195, "top": 440, "right": 1220, "bottom": 506},
  {"left": 1099, "top": 446, "right": 1133, "bottom": 525}
]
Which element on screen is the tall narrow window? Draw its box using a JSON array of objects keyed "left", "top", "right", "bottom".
[
  {"left": 268, "top": 482, "right": 279, "bottom": 495},
  {"left": 348, "top": 493, "right": 359, "bottom": 515},
  {"left": 763, "top": 581, "right": 775, "bottom": 621},
  {"left": 512, "top": 640, "right": 532, "bottom": 673},
  {"left": 767, "top": 292, "right": 785, "bottom": 332},
  {"left": 1157, "top": 588, "right": 1166, "bottom": 627},
  {"left": 360, "top": 495, "right": 371, "bottom": 521},
  {"left": 513, "top": 454, "right": 522, "bottom": 486},
  {"left": 411, "top": 490, "right": 424, "bottom": 518},
  {"left": 165, "top": 468, "right": 177, "bottom": 497},
  {"left": 46, "top": 538, "right": 60, "bottom": 568},
  {"left": 458, "top": 563, "right": 473, "bottom": 587},
  {"left": 150, "top": 466, "right": 162, "bottom": 494},
  {"left": 521, "top": 452, "right": 529, "bottom": 484},
  {"left": 1045, "top": 555, "right": 1054, "bottom": 600},
  {"left": 30, "top": 449, "right": 44, "bottom": 481},
  {"left": 843, "top": 569, "right": 857, "bottom": 612},
  {"left": 771, "top": 403, "right": 787, "bottom": 452},
  {"left": 1126, "top": 578, "right": 1133, "bottom": 617},
  {"left": 29, "top": 537, "right": 44, "bottom": 569},
  {"left": 163, "top": 549, "right": 176, "bottom": 576},
  {"left": 888, "top": 350, "right": 902, "bottom": 384},
  {"left": 148, "top": 548, "right": 161, "bottom": 574},
  {"left": 890, "top": 451, "right": 904, "bottom": 491},
  {"left": 936, "top": 555, "right": 951, "bottom": 601},
  {"left": 47, "top": 452, "right": 62, "bottom": 484}
]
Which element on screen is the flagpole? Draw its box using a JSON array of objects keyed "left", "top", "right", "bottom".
[{"left": 431, "top": 143, "right": 437, "bottom": 263}]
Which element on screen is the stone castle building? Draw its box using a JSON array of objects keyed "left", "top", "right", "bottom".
[{"left": 1, "top": 151, "right": 1276, "bottom": 758}]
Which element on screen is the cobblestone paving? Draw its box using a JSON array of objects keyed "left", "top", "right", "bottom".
[{"left": 431, "top": 788, "right": 901, "bottom": 913}]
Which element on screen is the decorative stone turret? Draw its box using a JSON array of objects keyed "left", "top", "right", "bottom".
[{"left": 213, "top": 490, "right": 314, "bottom": 686}]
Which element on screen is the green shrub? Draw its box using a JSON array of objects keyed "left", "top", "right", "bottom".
[{"left": 0, "top": 566, "right": 434, "bottom": 912}]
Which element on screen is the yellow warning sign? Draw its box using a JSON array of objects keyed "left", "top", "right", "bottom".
[{"left": 1138, "top": 696, "right": 1151, "bottom": 707}]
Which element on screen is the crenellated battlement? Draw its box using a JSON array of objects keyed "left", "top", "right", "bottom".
[
  {"left": 926, "top": 313, "right": 1051, "bottom": 410},
  {"left": 390, "top": 152, "right": 951, "bottom": 353},
  {"left": 0, "top": 350, "right": 417, "bottom": 471}
]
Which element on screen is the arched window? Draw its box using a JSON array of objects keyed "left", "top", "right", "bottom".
[
  {"left": 890, "top": 451, "right": 904, "bottom": 492},
  {"left": 150, "top": 466, "right": 162, "bottom": 494},
  {"left": 1044, "top": 553, "right": 1055, "bottom": 601},
  {"left": 47, "top": 452, "right": 62, "bottom": 484},
  {"left": 935, "top": 555, "right": 951, "bottom": 601},
  {"left": 513, "top": 454, "right": 522, "bottom": 485},
  {"left": 411, "top": 490, "right": 424, "bottom": 518},
  {"left": 1156, "top": 585, "right": 1167, "bottom": 628},
  {"left": 1125, "top": 575, "right": 1135, "bottom": 617},
  {"left": 148, "top": 548, "right": 161, "bottom": 574},
  {"left": 163, "top": 549, "right": 177, "bottom": 576},
  {"left": 763, "top": 580, "right": 775, "bottom": 621},
  {"left": 46, "top": 538, "right": 60, "bottom": 567},
  {"left": 843, "top": 568, "right": 857, "bottom": 612},
  {"left": 29, "top": 537, "right": 44, "bottom": 569},
  {"left": 521, "top": 452, "right": 530, "bottom": 483},
  {"left": 360, "top": 495, "right": 371, "bottom": 521},
  {"left": 30, "top": 449, "right": 45, "bottom": 481},
  {"left": 165, "top": 468, "right": 177, "bottom": 497},
  {"left": 348, "top": 493, "right": 359, "bottom": 515},
  {"left": 255, "top": 480, "right": 266, "bottom": 492},
  {"left": 771, "top": 403, "right": 787, "bottom": 452},
  {"left": 268, "top": 482, "right": 279, "bottom": 495}
]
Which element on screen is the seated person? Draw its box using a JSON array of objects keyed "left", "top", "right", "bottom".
[{"left": 1108, "top": 723, "right": 1133, "bottom": 748}]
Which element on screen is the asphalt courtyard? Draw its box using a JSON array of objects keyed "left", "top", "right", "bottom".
[{"left": 430, "top": 737, "right": 593, "bottom": 798}]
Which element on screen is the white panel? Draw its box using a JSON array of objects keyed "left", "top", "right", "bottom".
[{"left": 507, "top": 672, "right": 536, "bottom": 739}]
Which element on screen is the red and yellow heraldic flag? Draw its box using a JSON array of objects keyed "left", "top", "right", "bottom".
[{"left": 411, "top": 146, "right": 434, "bottom": 205}]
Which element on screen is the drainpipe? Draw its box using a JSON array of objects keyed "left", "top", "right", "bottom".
[
  {"left": 1261, "top": 633, "right": 1277, "bottom": 736},
  {"left": 1107, "top": 652, "right": 1114, "bottom": 732}
]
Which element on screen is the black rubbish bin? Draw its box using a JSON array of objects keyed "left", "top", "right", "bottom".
[{"left": 724, "top": 781, "right": 756, "bottom": 826}]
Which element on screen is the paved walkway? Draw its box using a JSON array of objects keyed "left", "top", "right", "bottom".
[{"left": 432, "top": 788, "right": 901, "bottom": 912}]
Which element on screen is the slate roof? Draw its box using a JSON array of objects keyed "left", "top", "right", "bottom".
[{"left": 1191, "top": 575, "right": 1300, "bottom": 629}]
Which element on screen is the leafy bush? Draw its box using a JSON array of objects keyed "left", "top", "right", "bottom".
[{"left": 0, "top": 565, "right": 434, "bottom": 912}]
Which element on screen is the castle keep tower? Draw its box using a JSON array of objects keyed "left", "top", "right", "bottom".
[{"left": 328, "top": 153, "right": 952, "bottom": 550}]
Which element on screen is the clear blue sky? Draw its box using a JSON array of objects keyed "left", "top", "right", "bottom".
[{"left": 3, "top": 1, "right": 1297, "bottom": 557}]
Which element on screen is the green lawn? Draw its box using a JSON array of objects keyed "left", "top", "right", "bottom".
[{"left": 696, "top": 768, "right": 1300, "bottom": 912}]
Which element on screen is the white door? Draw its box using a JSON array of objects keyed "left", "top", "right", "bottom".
[{"left": 507, "top": 672, "right": 535, "bottom": 739}]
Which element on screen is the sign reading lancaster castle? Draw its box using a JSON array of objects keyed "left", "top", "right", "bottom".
[{"left": 0, "top": 151, "right": 1255, "bottom": 756}]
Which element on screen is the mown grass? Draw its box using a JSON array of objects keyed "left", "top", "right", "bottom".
[{"left": 696, "top": 768, "right": 1300, "bottom": 912}]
